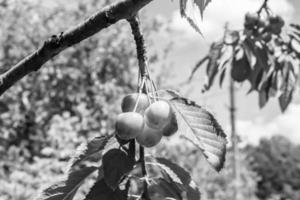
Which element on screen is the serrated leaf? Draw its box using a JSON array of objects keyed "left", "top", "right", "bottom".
[
  {"left": 69, "top": 135, "right": 115, "bottom": 171},
  {"left": 180, "top": 0, "right": 212, "bottom": 34},
  {"left": 38, "top": 166, "right": 97, "bottom": 200},
  {"left": 169, "top": 97, "right": 227, "bottom": 171},
  {"left": 153, "top": 157, "right": 201, "bottom": 200},
  {"left": 84, "top": 179, "right": 128, "bottom": 200},
  {"left": 102, "top": 149, "right": 134, "bottom": 190}
]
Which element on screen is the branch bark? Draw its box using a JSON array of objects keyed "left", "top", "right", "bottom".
[{"left": 0, "top": 0, "right": 153, "bottom": 96}]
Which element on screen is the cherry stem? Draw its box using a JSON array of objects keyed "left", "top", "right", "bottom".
[
  {"left": 133, "top": 77, "right": 146, "bottom": 112},
  {"left": 139, "top": 145, "right": 150, "bottom": 200},
  {"left": 257, "top": 0, "right": 269, "bottom": 15},
  {"left": 128, "top": 14, "right": 150, "bottom": 199}
]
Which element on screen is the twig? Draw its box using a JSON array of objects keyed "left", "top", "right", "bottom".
[
  {"left": 127, "top": 16, "right": 148, "bottom": 77},
  {"left": 257, "top": 0, "right": 269, "bottom": 15},
  {"left": 0, "top": 0, "right": 153, "bottom": 96}
]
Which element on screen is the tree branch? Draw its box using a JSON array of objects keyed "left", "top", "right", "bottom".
[
  {"left": 0, "top": 0, "right": 153, "bottom": 96},
  {"left": 127, "top": 16, "right": 148, "bottom": 77}
]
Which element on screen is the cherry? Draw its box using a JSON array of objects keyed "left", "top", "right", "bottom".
[
  {"left": 115, "top": 112, "right": 144, "bottom": 140},
  {"left": 136, "top": 122, "right": 162, "bottom": 148},
  {"left": 121, "top": 93, "right": 150, "bottom": 114},
  {"left": 162, "top": 108, "right": 178, "bottom": 137},
  {"left": 144, "top": 101, "right": 171, "bottom": 130}
]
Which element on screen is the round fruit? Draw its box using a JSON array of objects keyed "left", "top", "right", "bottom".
[
  {"left": 257, "top": 18, "right": 267, "bottom": 28},
  {"left": 136, "top": 122, "right": 163, "bottom": 148},
  {"left": 267, "top": 15, "right": 284, "bottom": 35},
  {"left": 115, "top": 112, "right": 144, "bottom": 140},
  {"left": 144, "top": 101, "right": 171, "bottom": 130},
  {"left": 262, "top": 32, "right": 272, "bottom": 43},
  {"left": 231, "top": 55, "right": 251, "bottom": 82},
  {"left": 121, "top": 93, "right": 150, "bottom": 113},
  {"left": 162, "top": 108, "right": 178, "bottom": 137},
  {"left": 244, "top": 12, "right": 259, "bottom": 29}
]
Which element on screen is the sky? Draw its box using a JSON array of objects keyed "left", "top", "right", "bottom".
[{"left": 143, "top": 0, "right": 300, "bottom": 145}]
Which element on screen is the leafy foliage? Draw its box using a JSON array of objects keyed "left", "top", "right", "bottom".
[
  {"left": 69, "top": 135, "right": 115, "bottom": 171},
  {"left": 247, "top": 136, "right": 300, "bottom": 200},
  {"left": 189, "top": 3, "right": 300, "bottom": 111}
]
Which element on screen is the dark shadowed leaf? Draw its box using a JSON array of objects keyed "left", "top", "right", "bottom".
[
  {"left": 203, "top": 41, "right": 224, "bottom": 91},
  {"left": 188, "top": 56, "right": 209, "bottom": 81},
  {"left": 69, "top": 135, "right": 115, "bottom": 171},
  {"left": 38, "top": 166, "right": 98, "bottom": 200},
  {"left": 219, "top": 67, "right": 227, "bottom": 88},
  {"left": 279, "top": 69, "right": 295, "bottom": 112},
  {"left": 166, "top": 95, "right": 227, "bottom": 171},
  {"left": 103, "top": 149, "right": 134, "bottom": 190},
  {"left": 84, "top": 179, "right": 128, "bottom": 200},
  {"left": 259, "top": 90, "right": 268, "bottom": 109},
  {"left": 153, "top": 157, "right": 201, "bottom": 200},
  {"left": 148, "top": 178, "right": 182, "bottom": 200}
]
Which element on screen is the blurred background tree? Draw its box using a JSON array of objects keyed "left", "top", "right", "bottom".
[{"left": 247, "top": 135, "right": 300, "bottom": 200}]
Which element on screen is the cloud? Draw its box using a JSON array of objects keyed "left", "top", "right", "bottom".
[
  {"left": 235, "top": 103, "right": 300, "bottom": 145},
  {"left": 170, "top": 0, "right": 294, "bottom": 43}
]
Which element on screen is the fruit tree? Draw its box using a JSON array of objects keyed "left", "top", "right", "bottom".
[{"left": 189, "top": 0, "right": 300, "bottom": 112}]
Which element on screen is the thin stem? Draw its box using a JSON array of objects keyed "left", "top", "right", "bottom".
[
  {"left": 139, "top": 145, "right": 150, "bottom": 200},
  {"left": 257, "top": 0, "right": 269, "bottom": 15}
]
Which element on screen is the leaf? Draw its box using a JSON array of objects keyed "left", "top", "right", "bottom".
[
  {"left": 180, "top": 0, "right": 212, "bottom": 34},
  {"left": 38, "top": 166, "right": 98, "bottom": 200},
  {"left": 102, "top": 149, "right": 134, "bottom": 190},
  {"left": 168, "top": 96, "right": 227, "bottom": 171},
  {"left": 278, "top": 69, "right": 295, "bottom": 112},
  {"left": 148, "top": 178, "right": 182, "bottom": 200},
  {"left": 153, "top": 157, "right": 201, "bottom": 200},
  {"left": 203, "top": 41, "right": 224, "bottom": 91},
  {"left": 219, "top": 67, "right": 226, "bottom": 88},
  {"left": 68, "top": 135, "right": 115, "bottom": 171},
  {"left": 188, "top": 56, "right": 209, "bottom": 81},
  {"left": 279, "top": 90, "right": 292, "bottom": 112},
  {"left": 84, "top": 179, "right": 128, "bottom": 200},
  {"left": 258, "top": 72, "right": 273, "bottom": 108}
]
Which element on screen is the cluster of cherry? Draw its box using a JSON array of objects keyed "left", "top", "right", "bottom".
[
  {"left": 244, "top": 12, "right": 285, "bottom": 42},
  {"left": 115, "top": 93, "right": 177, "bottom": 147}
]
